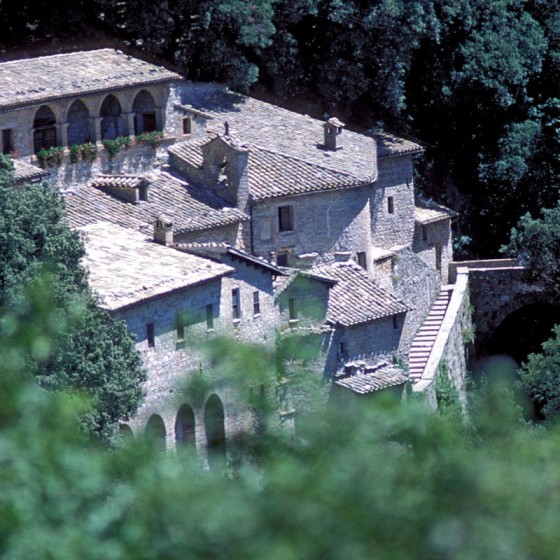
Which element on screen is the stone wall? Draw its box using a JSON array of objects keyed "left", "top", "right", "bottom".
[
  {"left": 412, "top": 218, "right": 453, "bottom": 284},
  {"left": 412, "top": 269, "right": 471, "bottom": 410},
  {"left": 371, "top": 156, "right": 416, "bottom": 249},
  {"left": 252, "top": 185, "right": 373, "bottom": 266}
]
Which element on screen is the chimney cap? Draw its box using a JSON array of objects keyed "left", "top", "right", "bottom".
[{"left": 325, "top": 117, "right": 345, "bottom": 129}]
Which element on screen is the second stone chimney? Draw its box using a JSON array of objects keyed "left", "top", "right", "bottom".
[
  {"left": 323, "top": 117, "right": 344, "bottom": 151},
  {"left": 154, "top": 217, "right": 173, "bottom": 246}
]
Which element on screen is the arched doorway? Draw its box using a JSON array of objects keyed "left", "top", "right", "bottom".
[
  {"left": 132, "top": 90, "right": 157, "bottom": 134},
  {"left": 33, "top": 105, "right": 57, "bottom": 153},
  {"left": 145, "top": 414, "right": 166, "bottom": 452},
  {"left": 120, "top": 424, "right": 134, "bottom": 442},
  {"left": 67, "top": 100, "right": 90, "bottom": 146},
  {"left": 204, "top": 394, "right": 226, "bottom": 467},
  {"left": 100, "top": 94, "right": 124, "bottom": 140},
  {"left": 175, "top": 404, "right": 196, "bottom": 449}
]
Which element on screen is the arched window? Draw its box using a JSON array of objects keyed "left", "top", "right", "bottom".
[
  {"left": 204, "top": 394, "right": 226, "bottom": 467},
  {"left": 100, "top": 94, "right": 123, "bottom": 140},
  {"left": 175, "top": 404, "right": 196, "bottom": 449},
  {"left": 145, "top": 414, "right": 166, "bottom": 452},
  {"left": 33, "top": 105, "right": 57, "bottom": 153},
  {"left": 132, "top": 90, "right": 157, "bottom": 134},
  {"left": 67, "top": 100, "right": 90, "bottom": 146}
]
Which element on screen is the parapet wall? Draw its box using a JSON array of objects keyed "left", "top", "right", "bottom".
[{"left": 412, "top": 268, "right": 471, "bottom": 409}]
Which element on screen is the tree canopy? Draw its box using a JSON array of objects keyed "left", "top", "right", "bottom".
[{"left": 0, "top": 155, "right": 146, "bottom": 445}]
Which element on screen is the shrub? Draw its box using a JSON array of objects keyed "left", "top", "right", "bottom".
[
  {"left": 135, "top": 130, "right": 164, "bottom": 148},
  {"left": 37, "top": 146, "right": 64, "bottom": 168},
  {"left": 102, "top": 136, "right": 131, "bottom": 158}
]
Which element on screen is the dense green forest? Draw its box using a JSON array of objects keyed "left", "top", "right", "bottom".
[{"left": 2, "top": 0, "right": 559, "bottom": 256}]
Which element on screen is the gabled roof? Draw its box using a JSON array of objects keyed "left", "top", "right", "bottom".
[
  {"left": 335, "top": 362, "right": 408, "bottom": 394},
  {"left": 63, "top": 171, "right": 249, "bottom": 234},
  {"left": 415, "top": 197, "right": 457, "bottom": 225},
  {"left": 170, "top": 137, "right": 368, "bottom": 201},
  {"left": 0, "top": 49, "right": 181, "bottom": 111},
  {"left": 312, "top": 261, "right": 411, "bottom": 327},
  {"left": 80, "top": 222, "right": 233, "bottom": 311},
  {"left": 176, "top": 84, "right": 378, "bottom": 181}
]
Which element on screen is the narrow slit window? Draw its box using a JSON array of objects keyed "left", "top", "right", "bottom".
[
  {"left": 147, "top": 322, "right": 155, "bottom": 348},
  {"left": 253, "top": 291, "right": 261, "bottom": 316},
  {"left": 288, "top": 298, "right": 297, "bottom": 321},
  {"left": 2, "top": 129, "right": 14, "bottom": 154},
  {"left": 392, "top": 316, "right": 398, "bottom": 330},
  {"left": 182, "top": 117, "right": 192, "bottom": 135},
  {"left": 176, "top": 311, "right": 186, "bottom": 345},
  {"left": 357, "top": 251, "right": 367, "bottom": 270},
  {"left": 232, "top": 288, "right": 241, "bottom": 320},
  {"left": 387, "top": 196, "right": 394, "bottom": 214},
  {"left": 206, "top": 304, "right": 214, "bottom": 330}
]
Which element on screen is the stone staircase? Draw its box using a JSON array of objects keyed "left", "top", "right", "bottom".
[{"left": 408, "top": 286, "right": 453, "bottom": 382}]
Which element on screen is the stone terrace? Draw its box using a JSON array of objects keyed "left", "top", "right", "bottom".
[{"left": 0, "top": 49, "right": 181, "bottom": 111}]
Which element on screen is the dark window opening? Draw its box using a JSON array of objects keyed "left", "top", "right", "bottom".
[
  {"left": 387, "top": 196, "right": 394, "bottom": 214},
  {"left": 2, "top": 129, "right": 14, "bottom": 154},
  {"left": 232, "top": 288, "right": 241, "bottom": 320},
  {"left": 392, "top": 316, "right": 398, "bottom": 330},
  {"left": 435, "top": 245, "right": 442, "bottom": 273},
  {"left": 33, "top": 105, "right": 57, "bottom": 153},
  {"left": 422, "top": 225, "right": 428, "bottom": 242},
  {"left": 147, "top": 322, "right": 155, "bottom": 348},
  {"left": 253, "top": 291, "right": 261, "bottom": 316},
  {"left": 357, "top": 251, "right": 367, "bottom": 270},
  {"left": 176, "top": 311, "right": 186, "bottom": 344},
  {"left": 278, "top": 205, "right": 294, "bottom": 232},
  {"left": 182, "top": 117, "right": 192, "bottom": 135},
  {"left": 206, "top": 304, "right": 214, "bottom": 330},
  {"left": 288, "top": 298, "right": 297, "bottom": 321},
  {"left": 276, "top": 253, "right": 289, "bottom": 267},
  {"left": 340, "top": 341, "right": 348, "bottom": 357}
]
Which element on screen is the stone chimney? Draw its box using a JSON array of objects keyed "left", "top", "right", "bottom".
[
  {"left": 323, "top": 117, "right": 344, "bottom": 151},
  {"left": 154, "top": 217, "right": 173, "bottom": 246}
]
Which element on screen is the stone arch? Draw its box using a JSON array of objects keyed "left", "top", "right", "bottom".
[
  {"left": 491, "top": 291, "right": 557, "bottom": 333},
  {"left": 100, "top": 94, "right": 124, "bottom": 140},
  {"left": 175, "top": 403, "right": 196, "bottom": 449},
  {"left": 120, "top": 423, "right": 134, "bottom": 441},
  {"left": 145, "top": 414, "right": 166, "bottom": 452},
  {"left": 67, "top": 100, "right": 91, "bottom": 146},
  {"left": 204, "top": 394, "right": 226, "bottom": 467},
  {"left": 33, "top": 105, "right": 57, "bottom": 152},
  {"left": 133, "top": 89, "right": 157, "bottom": 134}
]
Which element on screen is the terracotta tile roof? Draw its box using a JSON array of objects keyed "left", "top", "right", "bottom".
[
  {"left": 177, "top": 85, "right": 378, "bottom": 181},
  {"left": 80, "top": 222, "right": 233, "bottom": 311},
  {"left": 415, "top": 197, "right": 457, "bottom": 225},
  {"left": 0, "top": 49, "right": 181, "bottom": 111},
  {"left": 170, "top": 137, "right": 367, "bottom": 201},
  {"left": 335, "top": 362, "right": 408, "bottom": 394},
  {"left": 63, "top": 171, "right": 249, "bottom": 234},
  {"left": 312, "top": 261, "right": 411, "bottom": 327},
  {"left": 13, "top": 160, "right": 48, "bottom": 184}
]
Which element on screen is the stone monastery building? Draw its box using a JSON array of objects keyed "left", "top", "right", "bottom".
[{"left": 0, "top": 49, "right": 461, "bottom": 461}]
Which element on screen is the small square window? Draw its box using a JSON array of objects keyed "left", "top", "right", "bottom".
[
  {"left": 206, "top": 304, "right": 214, "bottom": 330},
  {"left": 357, "top": 251, "right": 367, "bottom": 270},
  {"left": 146, "top": 322, "right": 155, "bottom": 348},
  {"left": 253, "top": 291, "right": 261, "bottom": 316},
  {"left": 182, "top": 117, "right": 192, "bottom": 135},
  {"left": 387, "top": 196, "right": 394, "bottom": 214},
  {"left": 276, "top": 253, "right": 289, "bottom": 267},
  {"left": 278, "top": 205, "right": 294, "bottom": 232},
  {"left": 232, "top": 288, "right": 241, "bottom": 320}
]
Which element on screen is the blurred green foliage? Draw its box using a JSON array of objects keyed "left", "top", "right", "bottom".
[
  {"left": 2, "top": 278, "right": 560, "bottom": 559},
  {"left": 0, "top": 154, "right": 145, "bottom": 446}
]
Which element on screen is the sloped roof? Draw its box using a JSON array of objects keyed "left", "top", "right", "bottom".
[
  {"left": 415, "top": 197, "right": 457, "bottom": 225},
  {"left": 335, "top": 362, "right": 408, "bottom": 394},
  {"left": 170, "top": 137, "right": 368, "bottom": 201},
  {"left": 372, "top": 131, "right": 424, "bottom": 159},
  {"left": 13, "top": 160, "right": 48, "bottom": 184},
  {"left": 80, "top": 222, "right": 233, "bottom": 311},
  {"left": 63, "top": 171, "right": 249, "bottom": 234},
  {"left": 177, "top": 84, "right": 378, "bottom": 181},
  {"left": 0, "top": 49, "right": 181, "bottom": 111},
  {"left": 312, "top": 261, "right": 411, "bottom": 327}
]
